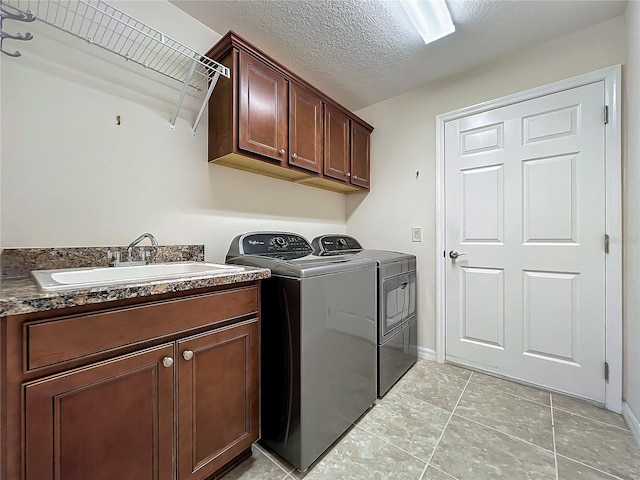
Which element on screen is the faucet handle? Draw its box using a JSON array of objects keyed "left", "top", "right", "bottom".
[
  {"left": 107, "top": 251, "right": 121, "bottom": 266},
  {"left": 138, "top": 250, "right": 151, "bottom": 264}
]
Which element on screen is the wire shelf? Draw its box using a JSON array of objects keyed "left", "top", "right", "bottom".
[{"left": 4, "top": 0, "right": 229, "bottom": 91}]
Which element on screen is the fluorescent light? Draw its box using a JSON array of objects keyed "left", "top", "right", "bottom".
[{"left": 400, "top": 0, "right": 455, "bottom": 45}]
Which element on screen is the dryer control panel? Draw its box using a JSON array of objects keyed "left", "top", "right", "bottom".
[{"left": 312, "top": 235, "right": 363, "bottom": 255}]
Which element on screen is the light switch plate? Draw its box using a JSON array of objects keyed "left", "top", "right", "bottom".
[{"left": 412, "top": 227, "right": 423, "bottom": 242}]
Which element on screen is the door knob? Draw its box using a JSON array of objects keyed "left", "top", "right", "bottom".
[
  {"left": 182, "top": 350, "right": 194, "bottom": 361},
  {"left": 449, "top": 250, "right": 467, "bottom": 260}
]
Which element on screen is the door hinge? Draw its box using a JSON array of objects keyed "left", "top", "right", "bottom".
[
  {"left": 605, "top": 362, "right": 609, "bottom": 381},
  {"left": 604, "top": 105, "right": 609, "bottom": 125},
  {"left": 604, "top": 233, "right": 610, "bottom": 254}
]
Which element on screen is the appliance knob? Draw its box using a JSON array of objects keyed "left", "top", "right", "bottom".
[
  {"left": 275, "top": 237, "right": 286, "bottom": 246},
  {"left": 338, "top": 238, "right": 347, "bottom": 246}
]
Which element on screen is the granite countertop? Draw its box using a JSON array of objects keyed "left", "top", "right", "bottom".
[
  {"left": 0, "top": 245, "right": 270, "bottom": 317},
  {"left": 0, "top": 266, "right": 270, "bottom": 317}
]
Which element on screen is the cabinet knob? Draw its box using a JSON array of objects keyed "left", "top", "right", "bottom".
[
  {"left": 182, "top": 350, "right": 194, "bottom": 361},
  {"left": 278, "top": 149, "right": 285, "bottom": 155},
  {"left": 291, "top": 153, "right": 298, "bottom": 159},
  {"left": 353, "top": 175, "right": 358, "bottom": 180},
  {"left": 162, "top": 357, "right": 174, "bottom": 368},
  {"left": 346, "top": 172, "right": 351, "bottom": 177}
]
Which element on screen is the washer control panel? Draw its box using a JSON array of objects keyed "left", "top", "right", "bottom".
[{"left": 241, "top": 233, "right": 313, "bottom": 257}]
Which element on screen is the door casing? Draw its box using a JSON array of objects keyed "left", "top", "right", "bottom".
[{"left": 435, "top": 65, "right": 622, "bottom": 412}]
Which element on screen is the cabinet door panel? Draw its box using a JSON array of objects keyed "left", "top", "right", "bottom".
[
  {"left": 178, "top": 319, "right": 259, "bottom": 480},
  {"left": 289, "top": 82, "right": 322, "bottom": 173},
  {"left": 351, "top": 121, "right": 371, "bottom": 189},
  {"left": 24, "top": 344, "right": 175, "bottom": 480},
  {"left": 239, "top": 51, "right": 288, "bottom": 161},
  {"left": 324, "top": 105, "right": 350, "bottom": 181}
]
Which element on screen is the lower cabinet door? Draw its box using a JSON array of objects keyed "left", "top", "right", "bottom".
[
  {"left": 177, "top": 318, "right": 259, "bottom": 480},
  {"left": 24, "top": 343, "right": 175, "bottom": 480}
]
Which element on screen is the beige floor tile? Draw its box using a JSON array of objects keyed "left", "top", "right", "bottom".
[
  {"left": 552, "top": 393, "right": 628, "bottom": 429},
  {"left": 422, "top": 466, "right": 459, "bottom": 479},
  {"left": 556, "top": 455, "right": 621, "bottom": 479},
  {"left": 554, "top": 409, "right": 640, "bottom": 479},
  {"left": 392, "top": 361, "right": 469, "bottom": 411},
  {"left": 469, "top": 371, "right": 551, "bottom": 405},
  {"left": 297, "top": 426, "right": 425, "bottom": 480},
  {"left": 225, "top": 445, "right": 290, "bottom": 480},
  {"left": 430, "top": 415, "right": 556, "bottom": 480},
  {"left": 357, "top": 390, "right": 450, "bottom": 461},
  {"left": 455, "top": 381, "right": 554, "bottom": 450},
  {"left": 412, "top": 359, "right": 473, "bottom": 380}
]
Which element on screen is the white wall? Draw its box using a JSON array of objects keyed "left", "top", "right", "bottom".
[
  {"left": 349, "top": 16, "right": 627, "bottom": 352},
  {"left": 0, "top": 0, "right": 346, "bottom": 262},
  {"left": 624, "top": 1, "right": 640, "bottom": 423}
]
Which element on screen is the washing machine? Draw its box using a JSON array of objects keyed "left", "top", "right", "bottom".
[
  {"left": 226, "top": 232, "right": 377, "bottom": 471},
  {"left": 312, "top": 234, "right": 417, "bottom": 397}
]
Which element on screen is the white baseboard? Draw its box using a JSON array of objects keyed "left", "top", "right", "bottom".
[
  {"left": 622, "top": 402, "right": 640, "bottom": 447},
  {"left": 417, "top": 346, "right": 436, "bottom": 361}
]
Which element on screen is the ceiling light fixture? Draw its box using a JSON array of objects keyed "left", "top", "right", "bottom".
[{"left": 400, "top": 0, "right": 455, "bottom": 45}]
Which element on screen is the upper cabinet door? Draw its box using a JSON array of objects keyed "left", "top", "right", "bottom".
[
  {"left": 351, "top": 121, "right": 371, "bottom": 189},
  {"left": 289, "top": 82, "right": 322, "bottom": 173},
  {"left": 324, "top": 104, "right": 350, "bottom": 181},
  {"left": 239, "top": 51, "right": 288, "bottom": 162}
]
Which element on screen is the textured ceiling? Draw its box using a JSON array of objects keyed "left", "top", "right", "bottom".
[{"left": 170, "top": 0, "right": 627, "bottom": 111}]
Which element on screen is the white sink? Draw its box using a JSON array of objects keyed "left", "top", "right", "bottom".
[{"left": 32, "top": 262, "right": 246, "bottom": 291}]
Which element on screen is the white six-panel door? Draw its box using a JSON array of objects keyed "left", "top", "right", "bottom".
[{"left": 444, "top": 82, "right": 606, "bottom": 402}]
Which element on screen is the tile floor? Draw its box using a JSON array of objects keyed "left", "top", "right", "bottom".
[{"left": 226, "top": 360, "right": 640, "bottom": 480}]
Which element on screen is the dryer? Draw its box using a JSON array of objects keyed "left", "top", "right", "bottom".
[{"left": 312, "top": 235, "right": 418, "bottom": 397}]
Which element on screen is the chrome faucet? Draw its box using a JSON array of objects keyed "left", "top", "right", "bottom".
[
  {"left": 109, "top": 233, "right": 158, "bottom": 267},
  {"left": 127, "top": 233, "right": 158, "bottom": 263}
]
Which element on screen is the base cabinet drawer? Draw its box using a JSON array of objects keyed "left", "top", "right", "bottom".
[{"left": 22, "top": 320, "right": 260, "bottom": 480}]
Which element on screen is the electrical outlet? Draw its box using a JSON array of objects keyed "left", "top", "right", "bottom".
[{"left": 412, "top": 227, "right": 423, "bottom": 242}]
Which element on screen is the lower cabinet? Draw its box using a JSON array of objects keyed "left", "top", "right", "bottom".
[
  {"left": 22, "top": 318, "right": 259, "bottom": 480},
  {"left": 178, "top": 320, "right": 259, "bottom": 480}
]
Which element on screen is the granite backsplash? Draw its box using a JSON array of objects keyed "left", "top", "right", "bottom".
[{"left": 1, "top": 245, "right": 205, "bottom": 279}]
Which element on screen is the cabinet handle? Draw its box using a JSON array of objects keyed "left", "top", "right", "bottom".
[
  {"left": 291, "top": 153, "right": 298, "bottom": 159},
  {"left": 182, "top": 350, "right": 194, "bottom": 361},
  {"left": 278, "top": 149, "right": 285, "bottom": 155},
  {"left": 162, "top": 357, "right": 174, "bottom": 368},
  {"left": 346, "top": 172, "right": 351, "bottom": 177}
]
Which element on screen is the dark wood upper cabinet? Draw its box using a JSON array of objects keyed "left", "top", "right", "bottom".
[
  {"left": 24, "top": 344, "right": 175, "bottom": 480},
  {"left": 239, "top": 51, "right": 288, "bottom": 162},
  {"left": 324, "top": 104, "right": 350, "bottom": 181},
  {"left": 289, "top": 82, "right": 322, "bottom": 173},
  {"left": 206, "top": 31, "right": 373, "bottom": 193},
  {"left": 178, "top": 319, "right": 259, "bottom": 480},
  {"left": 351, "top": 120, "right": 372, "bottom": 189}
]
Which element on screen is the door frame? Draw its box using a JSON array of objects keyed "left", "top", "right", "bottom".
[{"left": 435, "top": 65, "right": 622, "bottom": 412}]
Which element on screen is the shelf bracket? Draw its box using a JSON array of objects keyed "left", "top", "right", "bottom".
[
  {"left": 169, "top": 57, "right": 198, "bottom": 132},
  {"left": 191, "top": 70, "right": 221, "bottom": 137}
]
